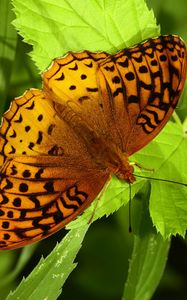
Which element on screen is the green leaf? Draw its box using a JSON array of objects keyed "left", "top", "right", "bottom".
[
  {"left": 12, "top": 0, "right": 159, "bottom": 70},
  {"left": 134, "top": 120, "right": 187, "bottom": 237},
  {"left": 0, "top": 0, "right": 17, "bottom": 111},
  {"left": 123, "top": 186, "right": 170, "bottom": 300},
  {"left": 6, "top": 225, "right": 89, "bottom": 300}
]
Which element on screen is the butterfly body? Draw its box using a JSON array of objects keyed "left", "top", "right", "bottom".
[{"left": 0, "top": 34, "right": 186, "bottom": 249}]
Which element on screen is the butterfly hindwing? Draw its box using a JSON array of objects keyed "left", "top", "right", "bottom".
[{"left": 0, "top": 155, "right": 109, "bottom": 250}]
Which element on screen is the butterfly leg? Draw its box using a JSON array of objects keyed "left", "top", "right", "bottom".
[
  {"left": 130, "top": 161, "right": 154, "bottom": 173},
  {"left": 88, "top": 177, "right": 112, "bottom": 224}
]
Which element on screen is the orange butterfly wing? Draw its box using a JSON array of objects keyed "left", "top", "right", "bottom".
[
  {"left": 0, "top": 156, "right": 108, "bottom": 250},
  {"left": 98, "top": 35, "right": 187, "bottom": 155},
  {"left": 43, "top": 51, "right": 120, "bottom": 147},
  {"left": 0, "top": 90, "right": 109, "bottom": 250}
]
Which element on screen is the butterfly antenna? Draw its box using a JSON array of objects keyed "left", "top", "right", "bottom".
[
  {"left": 135, "top": 174, "right": 187, "bottom": 187},
  {"left": 128, "top": 184, "right": 132, "bottom": 233}
]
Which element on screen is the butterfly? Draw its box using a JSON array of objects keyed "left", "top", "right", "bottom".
[{"left": 0, "top": 34, "right": 186, "bottom": 250}]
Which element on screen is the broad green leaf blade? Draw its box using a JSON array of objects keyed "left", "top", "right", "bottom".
[
  {"left": 0, "top": 0, "right": 17, "bottom": 110},
  {"left": 12, "top": 0, "right": 159, "bottom": 70},
  {"left": 6, "top": 225, "right": 89, "bottom": 300},
  {"left": 123, "top": 188, "right": 170, "bottom": 300},
  {"left": 133, "top": 120, "right": 187, "bottom": 237},
  {"left": 150, "top": 127, "right": 187, "bottom": 237},
  {"left": 124, "top": 236, "right": 170, "bottom": 300},
  {"left": 151, "top": 181, "right": 187, "bottom": 237}
]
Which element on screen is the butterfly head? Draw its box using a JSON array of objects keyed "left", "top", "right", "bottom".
[{"left": 115, "top": 161, "right": 135, "bottom": 184}]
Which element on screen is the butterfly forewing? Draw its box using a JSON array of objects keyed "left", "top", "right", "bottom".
[
  {"left": 0, "top": 89, "right": 95, "bottom": 161},
  {"left": 98, "top": 35, "right": 187, "bottom": 154}
]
